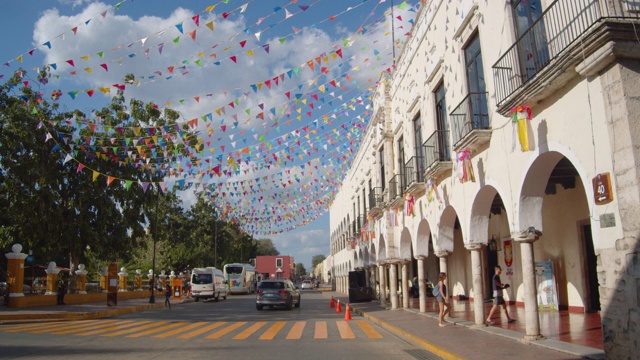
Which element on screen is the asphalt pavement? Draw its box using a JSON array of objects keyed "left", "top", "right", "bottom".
[{"left": 0, "top": 290, "right": 605, "bottom": 360}]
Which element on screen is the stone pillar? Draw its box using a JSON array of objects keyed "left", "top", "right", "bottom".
[
  {"left": 45, "top": 262, "right": 60, "bottom": 295},
  {"left": 159, "top": 270, "right": 166, "bottom": 290},
  {"left": 401, "top": 261, "right": 409, "bottom": 309},
  {"left": 416, "top": 256, "right": 427, "bottom": 313},
  {"left": 75, "top": 264, "right": 88, "bottom": 294},
  {"left": 99, "top": 266, "right": 108, "bottom": 293},
  {"left": 135, "top": 269, "right": 143, "bottom": 291},
  {"left": 364, "top": 266, "right": 371, "bottom": 290},
  {"left": 389, "top": 261, "right": 398, "bottom": 310},
  {"left": 118, "top": 267, "right": 128, "bottom": 292},
  {"left": 379, "top": 263, "right": 387, "bottom": 307},
  {"left": 370, "top": 265, "right": 377, "bottom": 300},
  {"left": 5, "top": 244, "right": 28, "bottom": 299},
  {"left": 514, "top": 228, "right": 543, "bottom": 340},
  {"left": 466, "top": 244, "right": 486, "bottom": 327},
  {"left": 435, "top": 250, "right": 449, "bottom": 275}
]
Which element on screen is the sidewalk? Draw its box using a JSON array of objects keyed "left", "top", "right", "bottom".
[
  {"left": 0, "top": 292, "right": 606, "bottom": 359},
  {"left": 323, "top": 291, "right": 605, "bottom": 360}
]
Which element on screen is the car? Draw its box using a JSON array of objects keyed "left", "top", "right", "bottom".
[
  {"left": 256, "top": 279, "right": 301, "bottom": 310},
  {"left": 300, "top": 280, "right": 313, "bottom": 290}
]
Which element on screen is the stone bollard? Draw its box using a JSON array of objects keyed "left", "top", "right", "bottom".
[
  {"left": 135, "top": 269, "right": 143, "bottom": 291},
  {"left": 45, "top": 262, "right": 60, "bottom": 295},
  {"left": 118, "top": 267, "right": 128, "bottom": 292},
  {"left": 159, "top": 270, "right": 166, "bottom": 289},
  {"left": 75, "top": 264, "right": 88, "bottom": 294},
  {"left": 98, "top": 266, "right": 108, "bottom": 293},
  {"left": 4, "top": 244, "right": 28, "bottom": 299}
]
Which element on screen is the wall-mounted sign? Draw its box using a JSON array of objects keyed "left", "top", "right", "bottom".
[{"left": 592, "top": 172, "right": 613, "bottom": 205}]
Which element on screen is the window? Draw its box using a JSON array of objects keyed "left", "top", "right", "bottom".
[
  {"left": 512, "top": 0, "right": 549, "bottom": 81},
  {"left": 397, "top": 136, "right": 405, "bottom": 174},
  {"left": 413, "top": 114, "right": 424, "bottom": 173},
  {"left": 379, "top": 146, "right": 386, "bottom": 190},
  {"left": 276, "top": 258, "right": 283, "bottom": 267},
  {"left": 434, "top": 82, "right": 450, "bottom": 161},
  {"left": 464, "top": 33, "right": 489, "bottom": 129}
]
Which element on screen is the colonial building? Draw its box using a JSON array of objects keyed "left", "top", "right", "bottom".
[
  {"left": 255, "top": 255, "right": 294, "bottom": 281},
  {"left": 329, "top": 1, "right": 640, "bottom": 357}
]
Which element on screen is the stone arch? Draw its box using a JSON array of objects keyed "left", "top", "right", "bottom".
[
  {"left": 399, "top": 227, "right": 412, "bottom": 260},
  {"left": 436, "top": 205, "right": 459, "bottom": 252},
  {"left": 414, "top": 219, "right": 431, "bottom": 257}
]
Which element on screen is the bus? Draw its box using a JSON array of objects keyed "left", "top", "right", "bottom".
[{"left": 223, "top": 263, "right": 256, "bottom": 294}]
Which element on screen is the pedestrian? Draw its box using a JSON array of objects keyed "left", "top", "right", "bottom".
[
  {"left": 57, "top": 275, "right": 67, "bottom": 305},
  {"left": 433, "top": 272, "right": 450, "bottom": 327},
  {"left": 148, "top": 277, "right": 154, "bottom": 296},
  {"left": 164, "top": 283, "right": 171, "bottom": 309},
  {"left": 486, "top": 265, "right": 515, "bottom": 325}
]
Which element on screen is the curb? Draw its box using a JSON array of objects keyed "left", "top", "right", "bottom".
[{"left": 350, "top": 306, "right": 464, "bottom": 360}]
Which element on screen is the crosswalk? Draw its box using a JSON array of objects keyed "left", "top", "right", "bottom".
[{"left": 1, "top": 319, "right": 384, "bottom": 341}]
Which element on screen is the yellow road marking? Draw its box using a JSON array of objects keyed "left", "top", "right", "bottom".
[
  {"left": 103, "top": 321, "right": 170, "bottom": 337},
  {"left": 286, "top": 321, "right": 306, "bottom": 340},
  {"left": 314, "top": 321, "right": 327, "bottom": 339},
  {"left": 40, "top": 320, "right": 118, "bottom": 335},
  {"left": 77, "top": 320, "right": 142, "bottom": 336},
  {"left": 178, "top": 322, "right": 227, "bottom": 339},
  {"left": 154, "top": 321, "right": 209, "bottom": 339},
  {"left": 205, "top": 322, "right": 246, "bottom": 339},
  {"left": 259, "top": 321, "right": 286, "bottom": 340},
  {"left": 233, "top": 321, "right": 267, "bottom": 339},
  {"left": 356, "top": 320, "right": 383, "bottom": 338},
  {"left": 4, "top": 320, "right": 94, "bottom": 333},
  {"left": 336, "top": 320, "right": 355, "bottom": 339},
  {"left": 127, "top": 322, "right": 187, "bottom": 338}
]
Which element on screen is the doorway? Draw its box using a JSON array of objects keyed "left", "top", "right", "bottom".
[{"left": 581, "top": 222, "right": 600, "bottom": 312}]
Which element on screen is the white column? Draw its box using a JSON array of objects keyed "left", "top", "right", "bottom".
[
  {"left": 436, "top": 250, "right": 449, "bottom": 275},
  {"left": 466, "top": 244, "right": 486, "bottom": 327},
  {"left": 417, "top": 256, "right": 426, "bottom": 313},
  {"left": 401, "top": 261, "right": 409, "bottom": 309},
  {"left": 379, "top": 264, "right": 387, "bottom": 307},
  {"left": 389, "top": 261, "right": 398, "bottom": 310},
  {"left": 515, "top": 229, "right": 543, "bottom": 340},
  {"left": 371, "top": 265, "right": 378, "bottom": 300}
]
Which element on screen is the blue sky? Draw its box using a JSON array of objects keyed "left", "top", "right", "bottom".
[{"left": 0, "top": 0, "right": 420, "bottom": 269}]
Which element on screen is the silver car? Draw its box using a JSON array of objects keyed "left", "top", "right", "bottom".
[
  {"left": 256, "top": 280, "right": 301, "bottom": 310},
  {"left": 301, "top": 280, "right": 313, "bottom": 290}
]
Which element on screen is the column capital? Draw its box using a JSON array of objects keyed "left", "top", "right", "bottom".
[
  {"left": 465, "top": 243, "right": 485, "bottom": 251},
  {"left": 414, "top": 255, "right": 427, "bottom": 261},
  {"left": 434, "top": 250, "right": 450, "bottom": 258},
  {"left": 513, "top": 227, "right": 542, "bottom": 243}
]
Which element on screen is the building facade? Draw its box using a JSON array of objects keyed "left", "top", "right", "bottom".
[
  {"left": 255, "top": 255, "right": 294, "bottom": 281},
  {"left": 329, "top": 0, "right": 640, "bottom": 356}
]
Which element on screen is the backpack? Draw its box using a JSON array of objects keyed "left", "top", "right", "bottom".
[{"left": 432, "top": 283, "right": 440, "bottom": 297}]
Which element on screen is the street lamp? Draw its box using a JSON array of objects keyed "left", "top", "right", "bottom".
[{"left": 149, "top": 186, "right": 159, "bottom": 304}]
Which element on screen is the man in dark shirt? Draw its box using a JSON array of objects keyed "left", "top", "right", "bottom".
[{"left": 486, "top": 265, "right": 515, "bottom": 325}]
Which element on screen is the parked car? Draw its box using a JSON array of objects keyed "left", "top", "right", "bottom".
[
  {"left": 301, "top": 280, "right": 313, "bottom": 290},
  {"left": 256, "top": 279, "right": 301, "bottom": 310}
]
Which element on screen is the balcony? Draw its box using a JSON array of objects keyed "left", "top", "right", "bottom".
[
  {"left": 387, "top": 173, "right": 405, "bottom": 208},
  {"left": 403, "top": 156, "right": 426, "bottom": 196},
  {"left": 492, "top": 0, "right": 640, "bottom": 114},
  {"left": 450, "top": 92, "right": 491, "bottom": 152},
  {"left": 367, "top": 187, "right": 384, "bottom": 219},
  {"left": 422, "top": 130, "right": 453, "bottom": 180}
]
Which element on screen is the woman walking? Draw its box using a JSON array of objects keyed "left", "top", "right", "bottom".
[
  {"left": 434, "top": 272, "right": 450, "bottom": 327},
  {"left": 164, "top": 284, "right": 172, "bottom": 310}
]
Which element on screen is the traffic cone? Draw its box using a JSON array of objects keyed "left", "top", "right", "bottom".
[
  {"left": 330, "top": 296, "right": 335, "bottom": 308},
  {"left": 336, "top": 299, "right": 342, "bottom": 313},
  {"left": 344, "top": 303, "right": 352, "bottom": 321}
]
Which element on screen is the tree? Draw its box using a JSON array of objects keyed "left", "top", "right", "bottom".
[
  {"left": 253, "top": 238, "right": 279, "bottom": 256},
  {"left": 311, "top": 255, "right": 326, "bottom": 269},
  {"left": 295, "top": 263, "right": 307, "bottom": 278}
]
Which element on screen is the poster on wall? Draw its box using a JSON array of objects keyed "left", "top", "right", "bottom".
[
  {"left": 535, "top": 261, "right": 559, "bottom": 311},
  {"left": 503, "top": 238, "right": 515, "bottom": 277}
]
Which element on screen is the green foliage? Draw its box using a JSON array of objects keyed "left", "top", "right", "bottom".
[
  {"left": 254, "top": 238, "right": 280, "bottom": 256},
  {"left": 295, "top": 263, "right": 307, "bottom": 278},
  {"left": 311, "top": 254, "right": 326, "bottom": 269}
]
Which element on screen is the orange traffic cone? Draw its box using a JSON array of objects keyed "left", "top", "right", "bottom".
[
  {"left": 330, "top": 296, "right": 335, "bottom": 308},
  {"left": 336, "top": 299, "right": 342, "bottom": 313},
  {"left": 344, "top": 303, "right": 352, "bottom": 321}
]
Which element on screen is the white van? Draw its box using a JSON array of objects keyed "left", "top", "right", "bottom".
[{"left": 190, "top": 267, "right": 229, "bottom": 302}]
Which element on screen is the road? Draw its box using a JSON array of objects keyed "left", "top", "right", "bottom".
[{"left": 0, "top": 290, "right": 441, "bottom": 360}]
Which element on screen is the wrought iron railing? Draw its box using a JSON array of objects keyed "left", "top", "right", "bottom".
[
  {"left": 388, "top": 173, "right": 405, "bottom": 201},
  {"left": 450, "top": 92, "right": 489, "bottom": 147},
  {"left": 492, "top": 0, "right": 639, "bottom": 106},
  {"left": 422, "top": 130, "right": 451, "bottom": 169},
  {"left": 368, "top": 187, "right": 383, "bottom": 210},
  {"left": 403, "top": 156, "right": 425, "bottom": 192}
]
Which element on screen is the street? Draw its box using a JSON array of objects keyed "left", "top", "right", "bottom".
[{"left": 0, "top": 290, "right": 440, "bottom": 360}]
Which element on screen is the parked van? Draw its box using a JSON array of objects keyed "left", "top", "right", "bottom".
[{"left": 190, "top": 267, "right": 229, "bottom": 302}]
